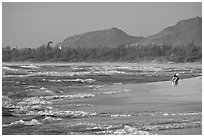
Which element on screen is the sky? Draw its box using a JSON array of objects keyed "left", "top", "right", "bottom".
[{"left": 2, "top": 2, "right": 202, "bottom": 48}]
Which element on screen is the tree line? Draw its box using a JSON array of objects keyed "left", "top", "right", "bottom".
[{"left": 2, "top": 42, "right": 202, "bottom": 63}]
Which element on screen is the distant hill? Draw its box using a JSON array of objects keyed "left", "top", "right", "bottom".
[
  {"left": 132, "top": 16, "right": 202, "bottom": 47},
  {"left": 58, "top": 17, "right": 201, "bottom": 49},
  {"left": 59, "top": 28, "right": 144, "bottom": 48}
]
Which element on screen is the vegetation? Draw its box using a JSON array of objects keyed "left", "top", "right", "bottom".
[{"left": 2, "top": 42, "right": 202, "bottom": 63}]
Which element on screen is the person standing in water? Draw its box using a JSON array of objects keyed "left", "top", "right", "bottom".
[{"left": 172, "top": 73, "right": 179, "bottom": 86}]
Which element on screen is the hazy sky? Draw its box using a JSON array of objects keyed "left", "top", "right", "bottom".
[{"left": 2, "top": 2, "right": 202, "bottom": 48}]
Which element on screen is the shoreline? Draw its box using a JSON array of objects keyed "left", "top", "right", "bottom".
[{"left": 2, "top": 61, "right": 202, "bottom": 68}]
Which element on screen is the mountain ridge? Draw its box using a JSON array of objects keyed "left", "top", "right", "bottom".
[
  {"left": 60, "top": 28, "right": 144, "bottom": 49},
  {"left": 59, "top": 16, "right": 201, "bottom": 49},
  {"left": 132, "top": 16, "right": 202, "bottom": 47}
]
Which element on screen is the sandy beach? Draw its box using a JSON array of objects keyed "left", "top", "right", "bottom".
[{"left": 79, "top": 76, "right": 202, "bottom": 113}]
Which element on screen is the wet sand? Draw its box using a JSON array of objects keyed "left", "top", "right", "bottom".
[{"left": 80, "top": 76, "right": 202, "bottom": 113}]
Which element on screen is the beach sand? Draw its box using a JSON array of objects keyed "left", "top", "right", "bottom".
[{"left": 78, "top": 76, "right": 202, "bottom": 113}]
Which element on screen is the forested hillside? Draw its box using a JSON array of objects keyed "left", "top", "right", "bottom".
[{"left": 2, "top": 41, "right": 201, "bottom": 63}]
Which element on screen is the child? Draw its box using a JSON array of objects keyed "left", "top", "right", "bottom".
[{"left": 172, "top": 73, "right": 179, "bottom": 86}]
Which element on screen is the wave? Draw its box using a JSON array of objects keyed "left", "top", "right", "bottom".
[
  {"left": 36, "top": 86, "right": 128, "bottom": 101},
  {"left": 3, "top": 87, "right": 128, "bottom": 116},
  {"left": 97, "top": 90, "right": 127, "bottom": 95},
  {"left": 3, "top": 115, "right": 63, "bottom": 128},
  {"left": 3, "top": 119, "right": 42, "bottom": 127},
  {"left": 42, "top": 78, "right": 96, "bottom": 83},
  {"left": 31, "top": 71, "right": 91, "bottom": 77},
  {"left": 113, "top": 125, "right": 151, "bottom": 135},
  {"left": 67, "top": 123, "right": 151, "bottom": 135},
  {"left": 66, "top": 117, "right": 201, "bottom": 134},
  {"left": 2, "top": 96, "right": 14, "bottom": 108},
  {"left": 141, "top": 121, "right": 201, "bottom": 131},
  {"left": 3, "top": 75, "right": 30, "bottom": 78},
  {"left": 65, "top": 103, "right": 94, "bottom": 107},
  {"left": 130, "top": 111, "right": 202, "bottom": 117},
  {"left": 44, "top": 93, "right": 96, "bottom": 100},
  {"left": 25, "top": 110, "right": 94, "bottom": 118},
  {"left": 161, "top": 112, "right": 202, "bottom": 116},
  {"left": 5, "top": 106, "right": 93, "bottom": 118},
  {"left": 8, "top": 98, "right": 94, "bottom": 117},
  {"left": 94, "top": 111, "right": 202, "bottom": 119},
  {"left": 24, "top": 86, "right": 55, "bottom": 96},
  {"left": 44, "top": 88, "right": 128, "bottom": 101},
  {"left": 3, "top": 64, "right": 202, "bottom": 79},
  {"left": 3, "top": 120, "right": 150, "bottom": 135},
  {"left": 2, "top": 66, "right": 30, "bottom": 77},
  {"left": 26, "top": 86, "right": 54, "bottom": 93},
  {"left": 3, "top": 106, "right": 201, "bottom": 134},
  {"left": 2, "top": 96, "right": 50, "bottom": 116},
  {"left": 30, "top": 69, "right": 132, "bottom": 77},
  {"left": 18, "top": 96, "right": 52, "bottom": 105},
  {"left": 63, "top": 78, "right": 96, "bottom": 83},
  {"left": 19, "top": 64, "right": 39, "bottom": 69},
  {"left": 97, "top": 113, "right": 131, "bottom": 118},
  {"left": 2, "top": 66, "right": 19, "bottom": 71}
]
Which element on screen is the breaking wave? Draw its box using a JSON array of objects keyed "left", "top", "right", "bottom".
[
  {"left": 2, "top": 66, "right": 19, "bottom": 71},
  {"left": 19, "top": 64, "right": 39, "bottom": 69},
  {"left": 141, "top": 120, "right": 201, "bottom": 131},
  {"left": 3, "top": 119, "right": 42, "bottom": 127},
  {"left": 67, "top": 123, "right": 151, "bottom": 135},
  {"left": 3, "top": 115, "right": 63, "bottom": 127},
  {"left": 45, "top": 78, "right": 96, "bottom": 83}
]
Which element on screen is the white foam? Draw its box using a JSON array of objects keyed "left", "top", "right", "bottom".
[
  {"left": 110, "top": 114, "right": 131, "bottom": 117},
  {"left": 162, "top": 112, "right": 202, "bottom": 116},
  {"left": 29, "top": 110, "right": 90, "bottom": 117},
  {"left": 20, "top": 64, "right": 39, "bottom": 69},
  {"left": 66, "top": 103, "right": 93, "bottom": 107},
  {"left": 18, "top": 97, "right": 52, "bottom": 105},
  {"left": 2, "top": 116, "right": 63, "bottom": 127},
  {"left": 31, "top": 71, "right": 91, "bottom": 77},
  {"left": 48, "top": 79, "right": 62, "bottom": 82},
  {"left": 114, "top": 83, "right": 123, "bottom": 85},
  {"left": 142, "top": 121, "right": 201, "bottom": 131},
  {"left": 25, "top": 86, "right": 55, "bottom": 95},
  {"left": 113, "top": 125, "right": 150, "bottom": 135},
  {"left": 67, "top": 123, "right": 151, "bottom": 135},
  {"left": 2, "top": 96, "right": 14, "bottom": 108},
  {"left": 42, "top": 116, "right": 63, "bottom": 123},
  {"left": 3, "top": 119, "right": 42, "bottom": 127},
  {"left": 44, "top": 93, "right": 96, "bottom": 100},
  {"left": 3, "top": 74, "right": 30, "bottom": 78},
  {"left": 63, "top": 78, "right": 96, "bottom": 83},
  {"left": 2, "top": 66, "right": 19, "bottom": 71}
]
